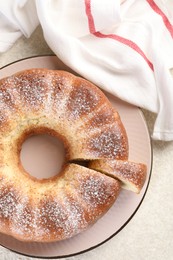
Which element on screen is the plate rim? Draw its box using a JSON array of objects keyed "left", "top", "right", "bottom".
[{"left": 0, "top": 55, "right": 153, "bottom": 259}]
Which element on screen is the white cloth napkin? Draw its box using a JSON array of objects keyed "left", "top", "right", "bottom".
[
  {"left": 0, "top": 0, "right": 173, "bottom": 141},
  {"left": 0, "top": 0, "right": 39, "bottom": 51}
]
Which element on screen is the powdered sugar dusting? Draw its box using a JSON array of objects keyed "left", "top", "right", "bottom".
[
  {"left": 11, "top": 198, "right": 33, "bottom": 236},
  {"left": 87, "top": 105, "right": 116, "bottom": 128},
  {"left": 0, "top": 78, "right": 17, "bottom": 126},
  {"left": 38, "top": 192, "right": 88, "bottom": 240},
  {"left": 51, "top": 75, "right": 73, "bottom": 118},
  {"left": 78, "top": 174, "right": 118, "bottom": 207},
  {"left": 68, "top": 166, "right": 120, "bottom": 220},
  {"left": 109, "top": 160, "right": 147, "bottom": 189},
  {"left": 13, "top": 72, "right": 48, "bottom": 110},
  {"left": 88, "top": 125, "right": 128, "bottom": 159},
  {"left": 0, "top": 113, "right": 6, "bottom": 126},
  {"left": 0, "top": 72, "right": 49, "bottom": 128},
  {"left": 0, "top": 185, "right": 87, "bottom": 240},
  {"left": 67, "top": 83, "right": 100, "bottom": 119},
  {"left": 0, "top": 186, "right": 17, "bottom": 219}
]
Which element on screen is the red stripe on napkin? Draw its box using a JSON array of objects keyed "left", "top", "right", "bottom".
[
  {"left": 85, "top": 0, "right": 96, "bottom": 33},
  {"left": 84, "top": 0, "right": 154, "bottom": 71},
  {"left": 146, "top": 0, "right": 173, "bottom": 38}
]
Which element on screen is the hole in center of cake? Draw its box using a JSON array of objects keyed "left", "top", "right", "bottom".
[{"left": 20, "top": 134, "right": 65, "bottom": 180}]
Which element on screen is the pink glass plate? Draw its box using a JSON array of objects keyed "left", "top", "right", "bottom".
[{"left": 0, "top": 56, "right": 152, "bottom": 259}]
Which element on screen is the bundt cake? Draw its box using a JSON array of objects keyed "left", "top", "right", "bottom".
[{"left": 0, "top": 68, "right": 146, "bottom": 242}]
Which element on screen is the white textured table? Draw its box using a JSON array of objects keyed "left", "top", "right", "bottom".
[{"left": 0, "top": 26, "right": 173, "bottom": 260}]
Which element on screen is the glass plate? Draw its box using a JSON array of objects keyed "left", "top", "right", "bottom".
[{"left": 0, "top": 56, "right": 152, "bottom": 259}]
